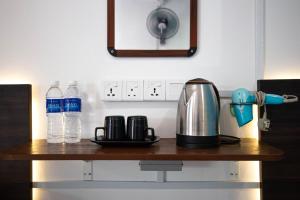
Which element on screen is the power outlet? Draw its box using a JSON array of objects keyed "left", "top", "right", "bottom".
[
  {"left": 143, "top": 80, "right": 166, "bottom": 101},
  {"left": 123, "top": 80, "right": 143, "bottom": 101},
  {"left": 103, "top": 81, "right": 122, "bottom": 101}
]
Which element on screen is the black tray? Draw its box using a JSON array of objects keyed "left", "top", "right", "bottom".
[{"left": 90, "top": 136, "right": 160, "bottom": 147}]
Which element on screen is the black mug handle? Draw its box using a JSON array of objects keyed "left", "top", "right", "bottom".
[
  {"left": 147, "top": 127, "right": 155, "bottom": 141},
  {"left": 95, "top": 127, "right": 105, "bottom": 141}
]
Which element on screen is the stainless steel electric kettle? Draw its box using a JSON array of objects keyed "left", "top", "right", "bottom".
[{"left": 176, "top": 78, "right": 220, "bottom": 148}]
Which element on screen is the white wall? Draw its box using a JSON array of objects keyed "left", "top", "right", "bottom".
[
  {"left": 0, "top": 0, "right": 259, "bottom": 200},
  {"left": 0, "top": 0, "right": 256, "bottom": 139},
  {"left": 265, "top": 0, "right": 300, "bottom": 79}
]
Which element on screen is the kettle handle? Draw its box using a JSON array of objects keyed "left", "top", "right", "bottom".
[
  {"left": 183, "top": 83, "right": 220, "bottom": 108},
  {"left": 183, "top": 87, "right": 188, "bottom": 105},
  {"left": 212, "top": 83, "right": 220, "bottom": 110}
]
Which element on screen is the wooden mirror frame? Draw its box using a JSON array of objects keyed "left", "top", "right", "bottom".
[{"left": 107, "top": 0, "right": 197, "bottom": 57}]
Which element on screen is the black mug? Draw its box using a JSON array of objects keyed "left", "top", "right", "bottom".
[
  {"left": 95, "top": 116, "right": 126, "bottom": 141},
  {"left": 127, "top": 116, "right": 155, "bottom": 141}
]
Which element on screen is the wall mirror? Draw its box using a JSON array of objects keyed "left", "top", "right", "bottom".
[{"left": 107, "top": 0, "right": 197, "bottom": 57}]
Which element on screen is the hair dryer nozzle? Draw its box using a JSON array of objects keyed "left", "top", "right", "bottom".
[
  {"left": 232, "top": 104, "right": 253, "bottom": 127},
  {"left": 232, "top": 88, "right": 256, "bottom": 127}
]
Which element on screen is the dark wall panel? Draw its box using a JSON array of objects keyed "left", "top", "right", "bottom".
[
  {"left": 0, "top": 85, "right": 32, "bottom": 200},
  {"left": 258, "top": 79, "right": 300, "bottom": 200}
]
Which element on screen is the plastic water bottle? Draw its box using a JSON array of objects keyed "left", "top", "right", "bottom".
[
  {"left": 64, "top": 81, "right": 81, "bottom": 143},
  {"left": 46, "top": 81, "right": 64, "bottom": 143}
]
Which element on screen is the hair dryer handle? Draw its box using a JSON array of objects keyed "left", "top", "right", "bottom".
[{"left": 264, "top": 94, "right": 285, "bottom": 104}]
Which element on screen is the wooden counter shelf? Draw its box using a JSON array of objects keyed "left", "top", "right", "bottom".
[{"left": 0, "top": 138, "right": 283, "bottom": 161}]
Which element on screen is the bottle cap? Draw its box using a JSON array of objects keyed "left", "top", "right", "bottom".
[
  {"left": 51, "top": 81, "right": 59, "bottom": 87},
  {"left": 69, "top": 81, "right": 78, "bottom": 86}
]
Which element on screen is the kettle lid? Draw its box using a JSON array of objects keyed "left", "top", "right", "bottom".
[{"left": 186, "top": 78, "right": 212, "bottom": 85}]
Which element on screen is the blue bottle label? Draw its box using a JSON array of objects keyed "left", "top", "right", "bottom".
[
  {"left": 46, "top": 99, "right": 63, "bottom": 113},
  {"left": 64, "top": 98, "right": 81, "bottom": 112}
]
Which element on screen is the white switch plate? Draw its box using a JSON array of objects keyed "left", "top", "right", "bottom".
[
  {"left": 143, "top": 80, "right": 166, "bottom": 101},
  {"left": 103, "top": 81, "right": 122, "bottom": 101},
  {"left": 82, "top": 160, "right": 93, "bottom": 181},
  {"left": 123, "top": 80, "right": 143, "bottom": 101},
  {"left": 166, "top": 80, "right": 185, "bottom": 101},
  {"left": 227, "top": 161, "right": 240, "bottom": 181}
]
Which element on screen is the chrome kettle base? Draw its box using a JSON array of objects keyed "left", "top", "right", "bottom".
[{"left": 176, "top": 134, "right": 220, "bottom": 148}]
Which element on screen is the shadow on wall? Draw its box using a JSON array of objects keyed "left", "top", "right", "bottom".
[
  {"left": 80, "top": 81, "right": 179, "bottom": 138},
  {"left": 100, "top": 101, "right": 178, "bottom": 138},
  {"left": 63, "top": 81, "right": 258, "bottom": 139},
  {"left": 78, "top": 83, "right": 257, "bottom": 139}
]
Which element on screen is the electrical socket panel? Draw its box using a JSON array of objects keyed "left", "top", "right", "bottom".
[
  {"left": 143, "top": 80, "right": 166, "bottom": 101},
  {"left": 103, "top": 81, "right": 122, "bottom": 101},
  {"left": 102, "top": 79, "right": 184, "bottom": 102},
  {"left": 166, "top": 80, "right": 185, "bottom": 101},
  {"left": 123, "top": 80, "right": 143, "bottom": 101}
]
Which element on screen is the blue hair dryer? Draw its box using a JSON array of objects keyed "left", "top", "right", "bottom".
[{"left": 231, "top": 88, "right": 298, "bottom": 127}]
